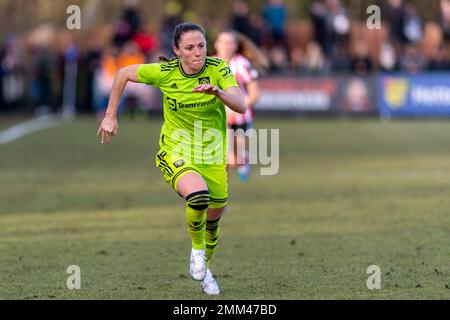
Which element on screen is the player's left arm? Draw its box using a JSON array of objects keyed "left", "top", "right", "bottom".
[
  {"left": 192, "top": 59, "right": 246, "bottom": 114},
  {"left": 192, "top": 85, "right": 246, "bottom": 114}
]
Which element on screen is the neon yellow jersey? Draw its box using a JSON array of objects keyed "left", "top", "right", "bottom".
[{"left": 137, "top": 57, "right": 238, "bottom": 165}]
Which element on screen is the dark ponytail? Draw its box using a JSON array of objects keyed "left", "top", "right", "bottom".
[{"left": 158, "top": 56, "right": 174, "bottom": 62}]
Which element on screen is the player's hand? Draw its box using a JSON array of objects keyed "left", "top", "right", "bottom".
[
  {"left": 97, "top": 117, "right": 118, "bottom": 144},
  {"left": 192, "top": 84, "right": 221, "bottom": 96}
]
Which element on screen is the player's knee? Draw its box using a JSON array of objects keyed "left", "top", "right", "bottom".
[{"left": 186, "top": 190, "right": 210, "bottom": 210}]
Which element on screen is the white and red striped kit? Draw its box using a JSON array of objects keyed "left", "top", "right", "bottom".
[{"left": 226, "top": 54, "right": 259, "bottom": 126}]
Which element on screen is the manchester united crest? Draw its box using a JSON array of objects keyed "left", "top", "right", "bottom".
[{"left": 198, "top": 77, "right": 210, "bottom": 85}]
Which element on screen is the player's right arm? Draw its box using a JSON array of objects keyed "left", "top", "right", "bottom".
[
  {"left": 105, "top": 64, "right": 140, "bottom": 118},
  {"left": 97, "top": 64, "right": 141, "bottom": 144}
]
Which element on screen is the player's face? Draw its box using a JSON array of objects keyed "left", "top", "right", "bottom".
[
  {"left": 214, "top": 32, "right": 237, "bottom": 61},
  {"left": 174, "top": 31, "right": 207, "bottom": 74}
]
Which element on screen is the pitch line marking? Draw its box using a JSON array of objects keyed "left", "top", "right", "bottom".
[{"left": 0, "top": 115, "right": 61, "bottom": 145}]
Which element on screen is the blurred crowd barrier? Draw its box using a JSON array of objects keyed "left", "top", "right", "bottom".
[{"left": 255, "top": 72, "right": 450, "bottom": 119}]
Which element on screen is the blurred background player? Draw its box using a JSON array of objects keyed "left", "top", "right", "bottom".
[{"left": 214, "top": 30, "right": 269, "bottom": 182}]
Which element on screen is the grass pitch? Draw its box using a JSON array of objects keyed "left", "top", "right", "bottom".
[{"left": 0, "top": 115, "right": 449, "bottom": 299}]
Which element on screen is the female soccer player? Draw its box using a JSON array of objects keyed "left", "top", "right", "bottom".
[
  {"left": 97, "top": 22, "right": 246, "bottom": 295},
  {"left": 214, "top": 30, "right": 268, "bottom": 182}
]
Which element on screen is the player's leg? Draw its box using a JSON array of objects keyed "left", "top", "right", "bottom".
[
  {"left": 177, "top": 172, "right": 210, "bottom": 253},
  {"left": 198, "top": 165, "right": 228, "bottom": 295},
  {"left": 199, "top": 206, "right": 225, "bottom": 295},
  {"left": 201, "top": 165, "right": 228, "bottom": 268},
  {"left": 205, "top": 207, "right": 225, "bottom": 268},
  {"left": 176, "top": 172, "right": 210, "bottom": 281},
  {"left": 235, "top": 123, "right": 251, "bottom": 182},
  {"left": 155, "top": 150, "right": 209, "bottom": 281},
  {"left": 235, "top": 133, "right": 246, "bottom": 165}
]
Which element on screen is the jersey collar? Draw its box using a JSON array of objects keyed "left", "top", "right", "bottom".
[{"left": 178, "top": 59, "right": 206, "bottom": 78}]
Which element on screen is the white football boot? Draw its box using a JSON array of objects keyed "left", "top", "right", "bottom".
[
  {"left": 201, "top": 268, "right": 220, "bottom": 295},
  {"left": 189, "top": 248, "right": 207, "bottom": 281}
]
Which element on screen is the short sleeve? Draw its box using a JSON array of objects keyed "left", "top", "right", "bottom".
[
  {"left": 217, "top": 60, "right": 238, "bottom": 91},
  {"left": 137, "top": 63, "right": 161, "bottom": 86}
]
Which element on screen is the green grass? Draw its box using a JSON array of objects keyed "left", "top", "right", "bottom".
[{"left": 1, "top": 116, "right": 450, "bottom": 299}]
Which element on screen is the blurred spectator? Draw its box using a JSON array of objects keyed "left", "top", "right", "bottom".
[
  {"left": 268, "top": 47, "right": 289, "bottom": 73},
  {"left": 0, "top": 46, "right": 3, "bottom": 109},
  {"left": 427, "top": 43, "right": 450, "bottom": 70},
  {"left": 231, "top": 1, "right": 252, "bottom": 38},
  {"left": 262, "top": 0, "right": 287, "bottom": 50},
  {"left": 117, "top": 41, "right": 145, "bottom": 68},
  {"left": 438, "top": 0, "right": 450, "bottom": 41},
  {"left": 350, "top": 41, "right": 373, "bottom": 76},
  {"left": 123, "top": 0, "right": 141, "bottom": 33},
  {"left": 30, "top": 45, "right": 58, "bottom": 115},
  {"left": 311, "top": 0, "right": 350, "bottom": 58},
  {"left": 402, "top": 2, "right": 423, "bottom": 45},
  {"left": 230, "top": 1, "right": 264, "bottom": 47},
  {"left": 309, "top": 1, "right": 328, "bottom": 56},
  {"left": 113, "top": 0, "right": 142, "bottom": 48},
  {"left": 117, "top": 41, "right": 146, "bottom": 119},
  {"left": 1, "top": 36, "right": 25, "bottom": 112},
  {"left": 325, "top": 0, "right": 350, "bottom": 57},
  {"left": 248, "top": 13, "right": 265, "bottom": 47},
  {"left": 386, "top": 0, "right": 406, "bottom": 54},
  {"left": 25, "top": 24, "right": 59, "bottom": 115},
  {"left": 289, "top": 47, "right": 305, "bottom": 73},
  {"left": 399, "top": 44, "right": 427, "bottom": 74},
  {"left": 379, "top": 42, "right": 400, "bottom": 71},
  {"left": 94, "top": 46, "right": 120, "bottom": 118},
  {"left": 132, "top": 28, "right": 158, "bottom": 59},
  {"left": 330, "top": 43, "right": 350, "bottom": 73},
  {"left": 79, "top": 38, "right": 102, "bottom": 114},
  {"left": 160, "top": 1, "right": 183, "bottom": 56},
  {"left": 61, "top": 42, "right": 79, "bottom": 119},
  {"left": 303, "top": 41, "right": 327, "bottom": 74}
]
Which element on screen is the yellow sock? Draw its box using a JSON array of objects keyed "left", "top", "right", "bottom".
[
  {"left": 205, "top": 218, "right": 220, "bottom": 267},
  {"left": 186, "top": 204, "right": 206, "bottom": 250}
]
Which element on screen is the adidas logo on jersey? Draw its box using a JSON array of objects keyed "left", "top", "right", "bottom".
[{"left": 171, "top": 83, "right": 178, "bottom": 89}]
